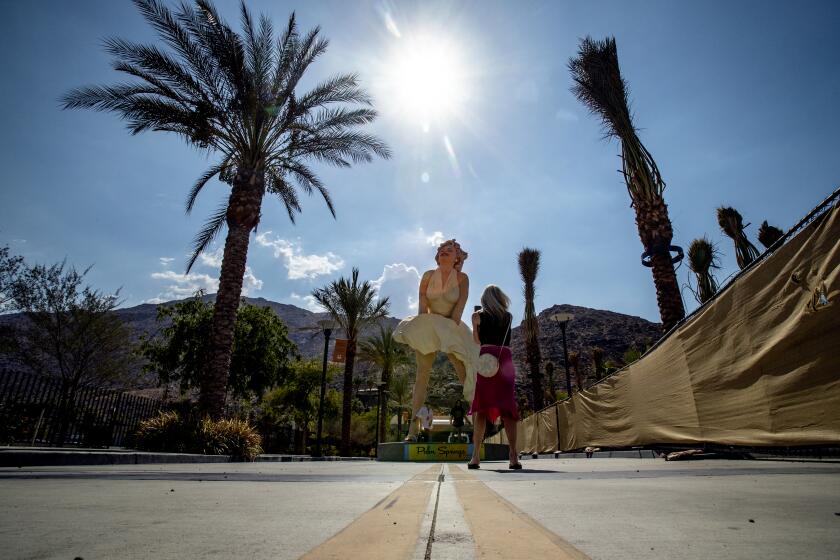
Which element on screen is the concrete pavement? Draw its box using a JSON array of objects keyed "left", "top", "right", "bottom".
[{"left": 1, "top": 457, "right": 839, "bottom": 559}]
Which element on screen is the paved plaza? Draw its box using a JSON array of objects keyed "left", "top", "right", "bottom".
[{"left": 2, "top": 457, "right": 839, "bottom": 559}]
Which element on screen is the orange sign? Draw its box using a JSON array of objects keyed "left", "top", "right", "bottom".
[{"left": 332, "top": 339, "right": 348, "bottom": 363}]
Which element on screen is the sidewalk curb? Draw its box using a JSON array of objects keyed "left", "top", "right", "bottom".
[{"left": 0, "top": 448, "right": 373, "bottom": 467}]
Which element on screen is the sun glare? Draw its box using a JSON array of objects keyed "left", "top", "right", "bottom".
[{"left": 385, "top": 34, "right": 468, "bottom": 127}]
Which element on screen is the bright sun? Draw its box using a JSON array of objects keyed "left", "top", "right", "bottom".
[{"left": 386, "top": 34, "right": 468, "bottom": 126}]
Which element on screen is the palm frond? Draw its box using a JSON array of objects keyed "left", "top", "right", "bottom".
[
  {"left": 103, "top": 37, "right": 205, "bottom": 101},
  {"left": 308, "top": 107, "right": 379, "bottom": 133},
  {"left": 186, "top": 158, "right": 232, "bottom": 214},
  {"left": 61, "top": 84, "right": 164, "bottom": 111},
  {"left": 717, "top": 207, "right": 760, "bottom": 269},
  {"left": 757, "top": 220, "right": 784, "bottom": 249},
  {"left": 296, "top": 74, "right": 372, "bottom": 112},
  {"left": 296, "top": 130, "right": 392, "bottom": 165},
  {"left": 569, "top": 36, "right": 633, "bottom": 139},
  {"left": 310, "top": 268, "right": 390, "bottom": 340},
  {"left": 186, "top": 201, "right": 227, "bottom": 273},
  {"left": 132, "top": 0, "right": 224, "bottom": 102},
  {"left": 280, "top": 161, "right": 335, "bottom": 218},
  {"left": 518, "top": 248, "right": 540, "bottom": 285},
  {"left": 569, "top": 36, "right": 665, "bottom": 203},
  {"left": 266, "top": 169, "right": 302, "bottom": 223},
  {"left": 687, "top": 236, "right": 720, "bottom": 304}
]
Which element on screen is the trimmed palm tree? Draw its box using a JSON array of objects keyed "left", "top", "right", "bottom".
[
  {"left": 592, "top": 347, "right": 605, "bottom": 380},
  {"left": 687, "top": 236, "right": 721, "bottom": 304},
  {"left": 358, "top": 325, "right": 412, "bottom": 443},
  {"left": 570, "top": 37, "right": 685, "bottom": 332},
  {"left": 388, "top": 372, "right": 411, "bottom": 440},
  {"left": 568, "top": 351, "right": 583, "bottom": 393},
  {"left": 311, "top": 268, "right": 389, "bottom": 456},
  {"left": 61, "top": 0, "right": 390, "bottom": 418},
  {"left": 717, "top": 207, "right": 760, "bottom": 269},
  {"left": 757, "top": 221, "right": 784, "bottom": 249},
  {"left": 518, "top": 248, "right": 543, "bottom": 410},
  {"left": 544, "top": 361, "right": 556, "bottom": 399}
]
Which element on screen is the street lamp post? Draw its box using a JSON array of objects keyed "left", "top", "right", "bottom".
[
  {"left": 314, "top": 319, "right": 334, "bottom": 457},
  {"left": 550, "top": 313, "right": 574, "bottom": 399}
]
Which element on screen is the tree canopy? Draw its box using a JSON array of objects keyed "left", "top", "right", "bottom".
[{"left": 139, "top": 293, "right": 298, "bottom": 399}]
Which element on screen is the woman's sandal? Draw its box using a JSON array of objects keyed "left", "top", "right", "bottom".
[
  {"left": 508, "top": 462, "right": 522, "bottom": 470},
  {"left": 467, "top": 462, "right": 480, "bottom": 469}
]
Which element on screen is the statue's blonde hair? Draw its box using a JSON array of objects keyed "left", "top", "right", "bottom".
[{"left": 435, "top": 239, "right": 468, "bottom": 268}]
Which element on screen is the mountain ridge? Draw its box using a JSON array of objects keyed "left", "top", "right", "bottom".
[{"left": 1, "top": 295, "right": 660, "bottom": 392}]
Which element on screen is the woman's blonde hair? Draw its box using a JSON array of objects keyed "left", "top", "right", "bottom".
[{"left": 480, "top": 285, "right": 510, "bottom": 319}]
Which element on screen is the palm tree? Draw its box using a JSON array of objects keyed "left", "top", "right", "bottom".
[
  {"left": 311, "top": 268, "right": 389, "bottom": 455},
  {"left": 757, "top": 221, "right": 784, "bottom": 249},
  {"left": 544, "top": 361, "right": 556, "bottom": 398},
  {"left": 717, "top": 207, "right": 760, "bottom": 269},
  {"left": 569, "top": 37, "right": 685, "bottom": 332},
  {"left": 518, "top": 248, "right": 543, "bottom": 410},
  {"left": 687, "top": 237, "right": 721, "bottom": 304},
  {"left": 592, "top": 347, "right": 605, "bottom": 380},
  {"left": 568, "top": 351, "right": 583, "bottom": 393},
  {"left": 358, "top": 325, "right": 411, "bottom": 443},
  {"left": 388, "top": 372, "right": 411, "bottom": 440},
  {"left": 61, "top": 0, "right": 390, "bottom": 418}
]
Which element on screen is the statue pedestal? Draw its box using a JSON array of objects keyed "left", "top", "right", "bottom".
[{"left": 376, "top": 442, "right": 510, "bottom": 462}]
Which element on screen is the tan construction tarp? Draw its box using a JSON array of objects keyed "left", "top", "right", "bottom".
[{"left": 490, "top": 199, "right": 840, "bottom": 452}]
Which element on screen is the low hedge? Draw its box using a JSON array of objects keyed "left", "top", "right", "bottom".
[{"left": 134, "top": 411, "right": 262, "bottom": 461}]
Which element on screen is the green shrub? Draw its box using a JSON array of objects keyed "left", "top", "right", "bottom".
[
  {"left": 199, "top": 417, "right": 263, "bottom": 460},
  {"left": 134, "top": 411, "right": 193, "bottom": 453},
  {"left": 134, "top": 411, "right": 262, "bottom": 460}
]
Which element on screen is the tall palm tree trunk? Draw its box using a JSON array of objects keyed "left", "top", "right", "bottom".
[
  {"left": 340, "top": 339, "right": 357, "bottom": 456},
  {"left": 202, "top": 167, "right": 265, "bottom": 418},
  {"left": 519, "top": 248, "right": 543, "bottom": 410},
  {"left": 634, "top": 197, "right": 684, "bottom": 332}
]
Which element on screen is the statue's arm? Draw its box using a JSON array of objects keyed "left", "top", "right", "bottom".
[
  {"left": 452, "top": 272, "right": 469, "bottom": 325},
  {"left": 418, "top": 270, "right": 432, "bottom": 314}
]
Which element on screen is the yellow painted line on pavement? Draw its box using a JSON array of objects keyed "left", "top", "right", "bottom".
[
  {"left": 299, "top": 465, "right": 441, "bottom": 559},
  {"left": 451, "top": 466, "right": 591, "bottom": 559}
]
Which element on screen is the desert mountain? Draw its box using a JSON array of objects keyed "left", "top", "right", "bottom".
[{"left": 2, "top": 297, "right": 659, "bottom": 394}]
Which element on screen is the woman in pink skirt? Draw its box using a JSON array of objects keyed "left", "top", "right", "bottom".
[{"left": 468, "top": 285, "right": 521, "bottom": 469}]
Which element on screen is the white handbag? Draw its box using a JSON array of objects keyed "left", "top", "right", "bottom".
[{"left": 476, "top": 314, "right": 511, "bottom": 378}]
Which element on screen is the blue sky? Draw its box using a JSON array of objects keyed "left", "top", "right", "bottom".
[{"left": 1, "top": 0, "right": 838, "bottom": 324}]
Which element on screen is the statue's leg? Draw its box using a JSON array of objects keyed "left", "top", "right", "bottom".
[
  {"left": 406, "top": 351, "right": 435, "bottom": 439},
  {"left": 447, "top": 353, "right": 467, "bottom": 385}
]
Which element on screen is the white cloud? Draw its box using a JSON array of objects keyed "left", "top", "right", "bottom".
[
  {"left": 198, "top": 247, "right": 223, "bottom": 269},
  {"left": 242, "top": 267, "right": 263, "bottom": 295},
  {"left": 424, "top": 230, "right": 446, "bottom": 247},
  {"left": 371, "top": 263, "right": 422, "bottom": 318},
  {"left": 255, "top": 232, "right": 344, "bottom": 280},
  {"left": 147, "top": 270, "right": 219, "bottom": 301},
  {"left": 147, "top": 251, "right": 262, "bottom": 303},
  {"left": 290, "top": 292, "right": 323, "bottom": 312}
]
